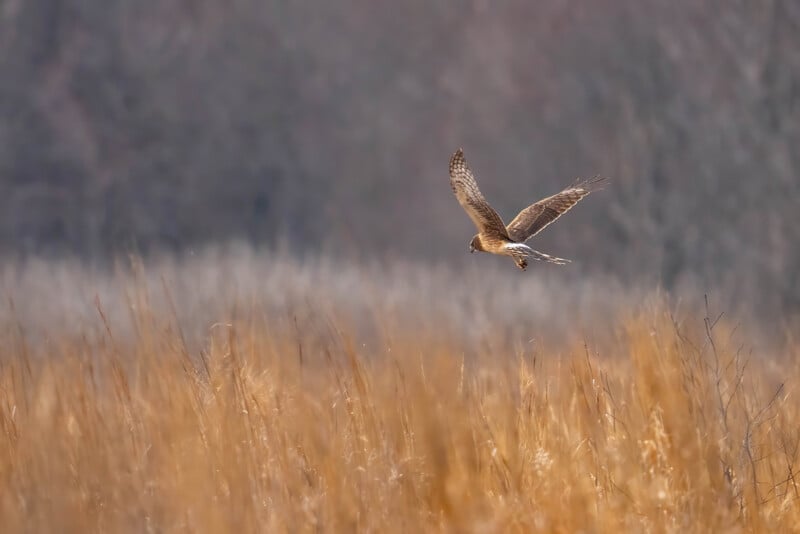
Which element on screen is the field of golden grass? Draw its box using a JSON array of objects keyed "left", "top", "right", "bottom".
[{"left": 0, "top": 249, "right": 797, "bottom": 532}]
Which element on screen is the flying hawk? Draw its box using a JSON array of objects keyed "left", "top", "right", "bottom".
[{"left": 449, "top": 148, "right": 606, "bottom": 270}]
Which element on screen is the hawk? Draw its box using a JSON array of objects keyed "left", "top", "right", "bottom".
[{"left": 449, "top": 148, "right": 606, "bottom": 270}]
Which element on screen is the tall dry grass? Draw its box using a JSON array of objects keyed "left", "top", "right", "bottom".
[{"left": 0, "top": 248, "right": 797, "bottom": 532}]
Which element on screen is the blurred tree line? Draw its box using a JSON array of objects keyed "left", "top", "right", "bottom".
[{"left": 0, "top": 0, "right": 798, "bottom": 315}]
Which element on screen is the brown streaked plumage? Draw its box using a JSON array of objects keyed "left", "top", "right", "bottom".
[{"left": 449, "top": 148, "right": 607, "bottom": 270}]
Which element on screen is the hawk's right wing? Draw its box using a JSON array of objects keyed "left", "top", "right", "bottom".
[
  {"left": 449, "top": 149, "right": 509, "bottom": 238},
  {"left": 506, "top": 176, "right": 607, "bottom": 242}
]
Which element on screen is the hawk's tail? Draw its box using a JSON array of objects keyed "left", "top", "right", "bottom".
[
  {"left": 527, "top": 248, "right": 570, "bottom": 265},
  {"left": 504, "top": 243, "right": 570, "bottom": 266}
]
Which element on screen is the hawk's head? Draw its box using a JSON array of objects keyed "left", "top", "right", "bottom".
[{"left": 469, "top": 235, "right": 483, "bottom": 253}]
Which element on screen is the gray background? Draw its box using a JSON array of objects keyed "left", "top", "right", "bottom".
[{"left": 1, "top": 1, "right": 798, "bottom": 317}]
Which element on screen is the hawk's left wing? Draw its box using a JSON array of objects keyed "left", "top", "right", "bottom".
[{"left": 449, "top": 149, "right": 509, "bottom": 239}]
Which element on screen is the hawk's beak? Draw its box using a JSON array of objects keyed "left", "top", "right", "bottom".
[{"left": 469, "top": 245, "right": 475, "bottom": 253}]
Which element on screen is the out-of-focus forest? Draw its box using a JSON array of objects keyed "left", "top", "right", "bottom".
[{"left": 1, "top": 1, "right": 799, "bottom": 317}]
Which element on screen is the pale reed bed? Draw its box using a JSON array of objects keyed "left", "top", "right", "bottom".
[{"left": 0, "top": 250, "right": 796, "bottom": 532}]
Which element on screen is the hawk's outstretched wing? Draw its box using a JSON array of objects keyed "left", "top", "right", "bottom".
[
  {"left": 449, "top": 149, "right": 509, "bottom": 238},
  {"left": 506, "top": 176, "right": 608, "bottom": 243}
]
